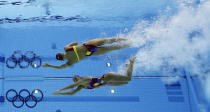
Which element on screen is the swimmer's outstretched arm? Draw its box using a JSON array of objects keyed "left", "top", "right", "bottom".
[
  {"left": 53, "top": 86, "right": 83, "bottom": 95},
  {"left": 53, "top": 78, "right": 88, "bottom": 92},
  {"left": 43, "top": 61, "right": 74, "bottom": 69},
  {"left": 55, "top": 81, "right": 82, "bottom": 92}
]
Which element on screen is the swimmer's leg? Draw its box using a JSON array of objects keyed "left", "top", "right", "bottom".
[
  {"left": 102, "top": 57, "right": 136, "bottom": 82},
  {"left": 85, "top": 38, "right": 127, "bottom": 46},
  {"left": 102, "top": 73, "right": 131, "bottom": 82},
  {"left": 93, "top": 44, "right": 129, "bottom": 56},
  {"left": 125, "top": 57, "right": 136, "bottom": 78}
]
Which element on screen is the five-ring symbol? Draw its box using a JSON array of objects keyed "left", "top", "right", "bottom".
[
  {"left": 6, "top": 51, "right": 42, "bottom": 69},
  {"left": 6, "top": 89, "right": 43, "bottom": 108}
]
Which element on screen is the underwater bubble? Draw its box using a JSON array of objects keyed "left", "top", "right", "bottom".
[
  {"left": 111, "top": 89, "right": 115, "bottom": 94},
  {"left": 33, "top": 64, "right": 37, "bottom": 68},
  {"left": 106, "top": 62, "right": 111, "bottom": 67},
  {"left": 34, "top": 89, "right": 39, "bottom": 94}
]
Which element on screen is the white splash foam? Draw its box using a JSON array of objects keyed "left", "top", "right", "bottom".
[{"left": 123, "top": 0, "right": 210, "bottom": 101}]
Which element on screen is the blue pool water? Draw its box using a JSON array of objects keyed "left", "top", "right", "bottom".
[{"left": 0, "top": 0, "right": 210, "bottom": 112}]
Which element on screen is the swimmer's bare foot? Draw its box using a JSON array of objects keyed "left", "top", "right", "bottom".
[
  {"left": 126, "top": 57, "right": 136, "bottom": 67},
  {"left": 129, "top": 57, "right": 136, "bottom": 64}
]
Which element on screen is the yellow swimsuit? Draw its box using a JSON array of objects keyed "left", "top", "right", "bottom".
[{"left": 72, "top": 46, "right": 80, "bottom": 61}]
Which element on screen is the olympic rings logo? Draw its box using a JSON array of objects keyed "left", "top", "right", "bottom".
[
  {"left": 6, "top": 89, "right": 44, "bottom": 108},
  {"left": 6, "top": 51, "right": 42, "bottom": 69}
]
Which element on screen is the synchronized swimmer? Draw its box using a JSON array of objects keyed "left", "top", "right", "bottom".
[
  {"left": 53, "top": 57, "right": 135, "bottom": 95},
  {"left": 43, "top": 37, "right": 128, "bottom": 69}
]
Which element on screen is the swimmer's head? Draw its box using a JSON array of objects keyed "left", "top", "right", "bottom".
[
  {"left": 73, "top": 75, "right": 82, "bottom": 82},
  {"left": 56, "top": 53, "right": 65, "bottom": 60}
]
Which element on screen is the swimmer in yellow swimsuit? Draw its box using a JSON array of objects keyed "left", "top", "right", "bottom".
[
  {"left": 53, "top": 57, "right": 135, "bottom": 95},
  {"left": 43, "top": 37, "right": 129, "bottom": 69}
]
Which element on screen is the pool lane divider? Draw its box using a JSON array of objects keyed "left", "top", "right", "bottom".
[
  {"left": 43, "top": 96, "right": 140, "bottom": 102},
  {"left": 0, "top": 76, "right": 186, "bottom": 81},
  {"left": 0, "top": 96, "right": 139, "bottom": 102},
  {"left": 3, "top": 77, "right": 44, "bottom": 81}
]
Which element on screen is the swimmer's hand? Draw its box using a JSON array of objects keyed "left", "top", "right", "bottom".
[
  {"left": 52, "top": 92, "right": 61, "bottom": 95},
  {"left": 52, "top": 89, "right": 61, "bottom": 95},
  {"left": 42, "top": 63, "right": 60, "bottom": 68},
  {"left": 42, "top": 63, "right": 71, "bottom": 69},
  {"left": 42, "top": 63, "right": 51, "bottom": 67}
]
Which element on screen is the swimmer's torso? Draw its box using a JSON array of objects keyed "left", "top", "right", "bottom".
[
  {"left": 79, "top": 76, "right": 107, "bottom": 89},
  {"left": 65, "top": 45, "right": 88, "bottom": 62}
]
